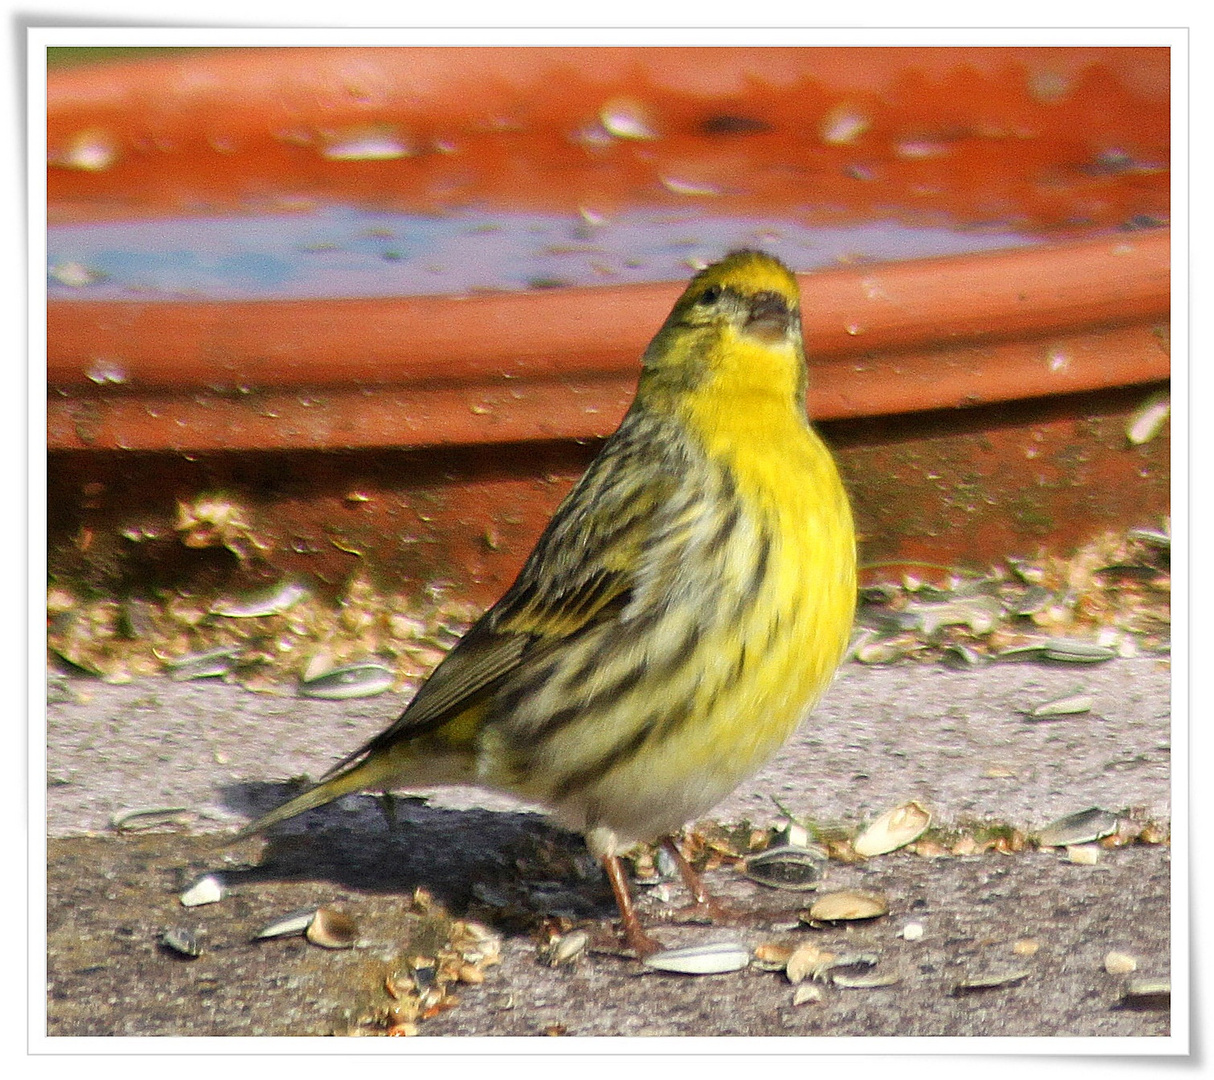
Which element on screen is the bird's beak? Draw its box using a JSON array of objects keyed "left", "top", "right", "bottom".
[{"left": 743, "top": 291, "right": 794, "bottom": 343}]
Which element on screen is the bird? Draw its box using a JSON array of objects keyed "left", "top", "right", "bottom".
[{"left": 233, "top": 250, "right": 857, "bottom": 957}]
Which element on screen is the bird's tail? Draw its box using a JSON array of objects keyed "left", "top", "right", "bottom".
[{"left": 228, "top": 750, "right": 397, "bottom": 844}]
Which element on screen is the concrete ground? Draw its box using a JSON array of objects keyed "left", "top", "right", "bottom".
[{"left": 43, "top": 656, "right": 1176, "bottom": 1041}]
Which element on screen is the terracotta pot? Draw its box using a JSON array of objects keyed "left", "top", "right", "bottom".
[{"left": 46, "top": 47, "right": 1170, "bottom": 602}]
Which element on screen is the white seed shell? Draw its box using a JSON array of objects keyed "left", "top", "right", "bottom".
[
  {"left": 180, "top": 874, "right": 226, "bottom": 907},
  {"left": 255, "top": 908, "right": 317, "bottom": 940},
  {"left": 642, "top": 941, "right": 750, "bottom": 975},
  {"left": 806, "top": 891, "right": 889, "bottom": 922},
  {"left": 854, "top": 801, "right": 932, "bottom": 857},
  {"left": 1104, "top": 951, "right": 1138, "bottom": 975}
]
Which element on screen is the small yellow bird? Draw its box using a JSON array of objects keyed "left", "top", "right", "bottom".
[{"left": 235, "top": 251, "right": 856, "bottom": 956}]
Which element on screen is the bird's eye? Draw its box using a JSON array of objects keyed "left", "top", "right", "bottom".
[{"left": 697, "top": 285, "right": 722, "bottom": 306}]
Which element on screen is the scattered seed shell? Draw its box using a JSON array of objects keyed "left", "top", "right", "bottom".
[
  {"left": 743, "top": 844, "right": 823, "bottom": 891},
  {"left": 306, "top": 906, "right": 359, "bottom": 949},
  {"left": 899, "top": 921, "right": 925, "bottom": 941},
  {"left": 255, "top": 908, "right": 317, "bottom": 940},
  {"left": 995, "top": 642, "right": 1048, "bottom": 662},
  {"left": 165, "top": 647, "right": 240, "bottom": 681},
  {"left": 1012, "top": 939, "right": 1040, "bottom": 957},
  {"left": 642, "top": 940, "right": 750, "bottom": 975},
  {"left": 299, "top": 663, "right": 394, "bottom": 700},
  {"left": 161, "top": 927, "right": 202, "bottom": 958},
  {"left": 211, "top": 580, "right": 309, "bottom": 618},
  {"left": 953, "top": 968, "right": 1031, "bottom": 993},
  {"left": 785, "top": 943, "right": 833, "bottom": 984},
  {"left": 1104, "top": 951, "right": 1138, "bottom": 975},
  {"left": 1120, "top": 978, "right": 1170, "bottom": 1010},
  {"left": 1041, "top": 639, "right": 1117, "bottom": 663},
  {"left": 545, "top": 930, "right": 588, "bottom": 967},
  {"left": 831, "top": 970, "right": 902, "bottom": 989},
  {"left": 752, "top": 942, "right": 794, "bottom": 971},
  {"left": 1037, "top": 807, "right": 1121, "bottom": 847},
  {"left": 1066, "top": 843, "right": 1101, "bottom": 865},
  {"left": 853, "top": 801, "right": 931, "bottom": 857},
  {"left": 110, "top": 806, "right": 192, "bottom": 831},
  {"left": 805, "top": 890, "right": 889, "bottom": 923},
  {"left": 792, "top": 983, "right": 824, "bottom": 1006},
  {"left": 1029, "top": 693, "right": 1093, "bottom": 718},
  {"left": 180, "top": 873, "right": 226, "bottom": 907},
  {"left": 1126, "top": 392, "right": 1170, "bottom": 445}
]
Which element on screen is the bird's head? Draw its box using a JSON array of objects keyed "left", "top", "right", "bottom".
[{"left": 638, "top": 250, "right": 807, "bottom": 411}]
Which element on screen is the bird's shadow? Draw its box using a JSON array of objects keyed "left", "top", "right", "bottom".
[{"left": 213, "top": 780, "right": 616, "bottom": 922}]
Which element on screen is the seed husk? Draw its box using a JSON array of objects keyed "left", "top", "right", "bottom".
[
  {"left": 1127, "top": 527, "right": 1170, "bottom": 550},
  {"left": 743, "top": 844, "right": 823, "bottom": 890},
  {"left": 110, "top": 806, "right": 192, "bottom": 831},
  {"left": 751, "top": 942, "right": 794, "bottom": 971},
  {"left": 785, "top": 943, "right": 833, "bottom": 984},
  {"left": 953, "top": 967, "right": 1031, "bottom": 993},
  {"left": 299, "top": 663, "right": 394, "bottom": 700},
  {"left": 1104, "top": 951, "right": 1138, "bottom": 975},
  {"left": 830, "top": 970, "right": 902, "bottom": 989},
  {"left": 1041, "top": 639, "right": 1117, "bottom": 663},
  {"left": 804, "top": 890, "right": 888, "bottom": 923},
  {"left": 853, "top": 801, "right": 931, "bottom": 857},
  {"left": 255, "top": 908, "right": 317, "bottom": 940},
  {"left": 161, "top": 927, "right": 202, "bottom": 958},
  {"left": 1066, "top": 843, "right": 1101, "bottom": 865},
  {"left": 642, "top": 940, "right": 750, "bottom": 975},
  {"left": 1126, "top": 392, "right": 1170, "bottom": 445},
  {"left": 164, "top": 646, "right": 240, "bottom": 681},
  {"left": 1028, "top": 693, "right": 1093, "bottom": 718},
  {"left": 899, "top": 921, "right": 925, "bottom": 941},
  {"left": 792, "top": 983, "right": 824, "bottom": 1006},
  {"left": 306, "top": 906, "right": 359, "bottom": 949},
  {"left": 544, "top": 929, "right": 588, "bottom": 967},
  {"left": 1014, "top": 585, "right": 1054, "bottom": 616},
  {"left": 211, "top": 579, "right": 309, "bottom": 618},
  {"left": 1037, "top": 807, "right": 1121, "bottom": 847},
  {"left": 180, "top": 873, "right": 226, "bottom": 907},
  {"left": 1120, "top": 978, "right": 1170, "bottom": 1010}
]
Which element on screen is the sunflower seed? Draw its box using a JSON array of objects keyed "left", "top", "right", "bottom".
[
  {"left": 1065, "top": 843, "right": 1101, "bottom": 865},
  {"left": 1126, "top": 392, "right": 1170, "bottom": 445},
  {"left": 792, "top": 983, "right": 824, "bottom": 1006},
  {"left": 1037, "top": 807, "right": 1120, "bottom": 847},
  {"left": 995, "top": 642, "right": 1048, "bottom": 662},
  {"left": 254, "top": 908, "right": 317, "bottom": 940},
  {"left": 545, "top": 930, "right": 588, "bottom": 967},
  {"left": 642, "top": 941, "right": 750, "bottom": 975},
  {"left": 743, "top": 845, "right": 823, "bottom": 891},
  {"left": 1014, "top": 585, "right": 1054, "bottom": 616},
  {"left": 110, "top": 806, "right": 192, "bottom": 831},
  {"left": 854, "top": 801, "right": 931, "bottom": 857},
  {"left": 1028, "top": 693, "right": 1093, "bottom": 718},
  {"left": 164, "top": 646, "right": 240, "bottom": 681},
  {"left": 180, "top": 874, "right": 226, "bottom": 907},
  {"left": 786, "top": 943, "right": 833, "bottom": 984},
  {"left": 1120, "top": 978, "right": 1170, "bottom": 1010},
  {"left": 804, "top": 890, "right": 888, "bottom": 923},
  {"left": 299, "top": 663, "right": 394, "bottom": 700},
  {"left": 953, "top": 968, "right": 1031, "bottom": 993},
  {"left": 1042, "top": 639, "right": 1117, "bottom": 663},
  {"left": 211, "top": 580, "right": 309, "bottom": 618},
  {"left": 160, "top": 927, "right": 202, "bottom": 958},
  {"left": 830, "top": 970, "right": 902, "bottom": 989},
  {"left": 306, "top": 906, "right": 359, "bottom": 949},
  {"left": 1104, "top": 951, "right": 1138, "bottom": 975},
  {"left": 1127, "top": 527, "right": 1170, "bottom": 550}
]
